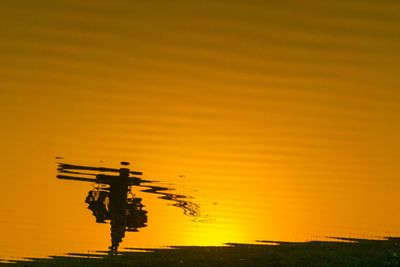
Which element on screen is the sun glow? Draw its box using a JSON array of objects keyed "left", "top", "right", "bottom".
[{"left": 184, "top": 223, "right": 249, "bottom": 246}]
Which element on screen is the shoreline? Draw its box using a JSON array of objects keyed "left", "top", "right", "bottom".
[{"left": 4, "top": 237, "right": 400, "bottom": 266}]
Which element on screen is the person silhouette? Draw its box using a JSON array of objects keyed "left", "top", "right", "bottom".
[{"left": 107, "top": 163, "right": 130, "bottom": 253}]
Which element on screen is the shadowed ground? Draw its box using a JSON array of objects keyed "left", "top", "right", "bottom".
[{"left": 4, "top": 238, "right": 400, "bottom": 267}]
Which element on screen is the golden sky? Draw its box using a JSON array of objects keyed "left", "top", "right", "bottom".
[{"left": 1, "top": 0, "right": 400, "bottom": 260}]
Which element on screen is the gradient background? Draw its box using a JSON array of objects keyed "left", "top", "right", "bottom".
[{"left": 1, "top": 0, "right": 400, "bottom": 261}]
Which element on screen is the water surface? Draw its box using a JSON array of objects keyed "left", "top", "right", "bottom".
[{"left": 1, "top": 0, "right": 400, "bottom": 261}]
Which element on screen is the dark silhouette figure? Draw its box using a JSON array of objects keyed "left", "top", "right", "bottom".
[
  {"left": 85, "top": 189, "right": 109, "bottom": 223},
  {"left": 126, "top": 196, "right": 147, "bottom": 231},
  {"left": 57, "top": 160, "right": 198, "bottom": 254},
  {"left": 107, "top": 166, "right": 129, "bottom": 253},
  {"left": 85, "top": 163, "right": 147, "bottom": 253},
  {"left": 85, "top": 184, "right": 148, "bottom": 253}
]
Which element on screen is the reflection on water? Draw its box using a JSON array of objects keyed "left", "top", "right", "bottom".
[
  {"left": 57, "top": 160, "right": 200, "bottom": 253},
  {"left": 1, "top": 0, "right": 400, "bottom": 262}
]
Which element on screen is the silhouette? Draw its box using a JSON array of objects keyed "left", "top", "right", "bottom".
[
  {"left": 56, "top": 160, "right": 199, "bottom": 254},
  {"left": 126, "top": 195, "right": 147, "bottom": 231},
  {"left": 85, "top": 189, "right": 109, "bottom": 223},
  {"left": 85, "top": 186, "right": 148, "bottom": 251}
]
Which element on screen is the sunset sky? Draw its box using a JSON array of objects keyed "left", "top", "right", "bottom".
[{"left": 1, "top": 0, "right": 400, "bottom": 260}]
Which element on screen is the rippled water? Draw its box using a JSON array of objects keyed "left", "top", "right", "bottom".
[{"left": 1, "top": 0, "right": 400, "bottom": 262}]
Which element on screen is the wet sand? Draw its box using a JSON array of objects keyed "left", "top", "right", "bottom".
[{"left": 6, "top": 238, "right": 400, "bottom": 267}]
